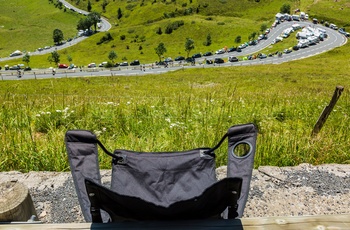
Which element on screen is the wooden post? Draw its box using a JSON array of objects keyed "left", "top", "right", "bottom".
[
  {"left": 311, "top": 86, "right": 344, "bottom": 137},
  {"left": 0, "top": 181, "right": 38, "bottom": 222}
]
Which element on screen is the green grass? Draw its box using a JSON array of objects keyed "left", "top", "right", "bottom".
[
  {"left": 0, "top": 0, "right": 350, "bottom": 172},
  {"left": 0, "top": 0, "right": 290, "bottom": 67},
  {"left": 0, "top": 0, "right": 83, "bottom": 58},
  {"left": 1, "top": 0, "right": 349, "bottom": 68},
  {"left": 1, "top": 42, "right": 350, "bottom": 172}
]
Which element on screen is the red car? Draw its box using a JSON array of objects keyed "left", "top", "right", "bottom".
[{"left": 58, "top": 63, "right": 68, "bottom": 68}]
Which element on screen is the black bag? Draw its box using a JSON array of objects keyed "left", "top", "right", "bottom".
[{"left": 65, "top": 123, "right": 257, "bottom": 222}]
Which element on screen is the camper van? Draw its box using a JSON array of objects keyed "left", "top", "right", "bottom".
[
  {"left": 292, "top": 24, "right": 302, "bottom": 30},
  {"left": 307, "top": 36, "right": 319, "bottom": 45},
  {"left": 10, "top": 50, "right": 23, "bottom": 57},
  {"left": 297, "top": 39, "right": 309, "bottom": 48},
  {"left": 292, "top": 15, "right": 300, "bottom": 21}
]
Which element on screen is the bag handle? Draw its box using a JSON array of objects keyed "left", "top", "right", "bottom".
[
  {"left": 96, "top": 132, "right": 229, "bottom": 157},
  {"left": 203, "top": 133, "right": 228, "bottom": 155}
]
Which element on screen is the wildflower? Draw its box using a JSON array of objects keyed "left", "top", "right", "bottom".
[{"left": 94, "top": 130, "right": 102, "bottom": 136}]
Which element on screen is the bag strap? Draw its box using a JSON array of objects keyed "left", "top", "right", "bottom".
[{"left": 203, "top": 133, "right": 228, "bottom": 155}]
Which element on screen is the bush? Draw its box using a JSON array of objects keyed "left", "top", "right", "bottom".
[
  {"left": 96, "top": 32, "right": 114, "bottom": 45},
  {"left": 105, "top": 62, "right": 114, "bottom": 68}
]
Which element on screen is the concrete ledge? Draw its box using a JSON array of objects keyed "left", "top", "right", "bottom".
[{"left": 0, "top": 214, "right": 349, "bottom": 229}]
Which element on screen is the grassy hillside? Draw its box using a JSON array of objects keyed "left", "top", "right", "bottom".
[
  {"left": 1, "top": 0, "right": 349, "bottom": 67},
  {"left": 1, "top": 41, "right": 350, "bottom": 172},
  {"left": 0, "top": 0, "right": 349, "bottom": 172},
  {"left": 0, "top": 0, "right": 83, "bottom": 58}
]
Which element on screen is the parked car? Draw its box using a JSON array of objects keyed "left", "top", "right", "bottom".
[
  {"left": 205, "top": 59, "right": 213, "bottom": 64},
  {"left": 119, "top": 62, "right": 129, "bottom": 66},
  {"left": 192, "top": 53, "right": 202, "bottom": 58},
  {"left": 99, "top": 62, "right": 108, "bottom": 67},
  {"left": 88, "top": 63, "right": 96, "bottom": 68},
  {"left": 185, "top": 57, "right": 195, "bottom": 63},
  {"left": 58, "top": 63, "right": 68, "bottom": 68},
  {"left": 215, "top": 49, "right": 225, "bottom": 54},
  {"left": 228, "top": 56, "right": 239, "bottom": 62},
  {"left": 68, "top": 64, "right": 76, "bottom": 69},
  {"left": 203, "top": 51, "right": 213, "bottom": 56},
  {"left": 130, "top": 60, "right": 140, "bottom": 66},
  {"left": 258, "top": 53, "right": 267, "bottom": 59},
  {"left": 292, "top": 45, "right": 300, "bottom": 51},
  {"left": 164, "top": 57, "right": 173, "bottom": 63},
  {"left": 174, "top": 56, "right": 185, "bottom": 61},
  {"left": 9, "top": 65, "right": 20, "bottom": 70},
  {"left": 214, "top": 58, "right": 224, "bottom": 64},
  {"left": 10, "top": 50, "right": 22, "bottom": 57},
  {"left": 238, "top": 44, "right": 247, "bottom": 49},
  {"left": 249, "top": 40, "right": 258, "bottom": 46},
  {"left": 283, "top": 48, "right": 292, "bottom": 54},
  {"left": 227, "top": 47, "right": 236, "bottom": 52}
]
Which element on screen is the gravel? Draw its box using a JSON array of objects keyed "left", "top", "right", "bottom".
[{"left": 0, "top": 163, "right": 349, "bottom": 223}]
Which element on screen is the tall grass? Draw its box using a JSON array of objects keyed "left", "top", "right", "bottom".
[{"left": 1, "top": 58, "right": 349, "bottom": 172}]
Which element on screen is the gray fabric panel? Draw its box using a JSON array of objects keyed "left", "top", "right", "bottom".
[
  {"left": 227, "top": 123, "right": 258, "bottom": 218},
  {"left": 111, "top": 149, "right": 217, "bottom": 207},
  {"left": 65, "top": 130, "right": 103, "bottom": 222}
]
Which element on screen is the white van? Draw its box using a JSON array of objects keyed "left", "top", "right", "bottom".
[{"left": 292, "top": 15, "right": 300, "bottom": 21}]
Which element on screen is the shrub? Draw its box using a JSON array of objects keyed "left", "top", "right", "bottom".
[{"left": 96, "top": 32, "right": 114, "bottom": 45}]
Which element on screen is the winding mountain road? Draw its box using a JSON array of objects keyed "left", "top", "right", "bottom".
[
  {"left": 0, "top": 0, "right": 111, "bottom": 62},
  {"left": 0, "top": 5, "right": 347, "bottom": 80}
]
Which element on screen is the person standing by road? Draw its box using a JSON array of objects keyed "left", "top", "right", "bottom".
[{"left": 17, "top": 69, "right": 22, "bottom": 78}]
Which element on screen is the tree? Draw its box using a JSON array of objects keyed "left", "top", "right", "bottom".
[
  {"left": 87, "top": 0, "right": 92, "bottom": 12},
  {"left": 248, "top": 32, "right": 257, "bottom": 40},
  {"left": 260, "top": 23, "right": 268, "bottom": 33},
  {"left": 87, "top": 11, "right": 101, "bottom": 32},
  {"left": 155, "top": 43, "right": 167, "bottom": 62},
  {"left": 108, "top": 50, "right": 117, "bottom": 64},
  {"left": 234, "top": 35, "right": 241, "bottom": 44},
  {"left": 101, "top": 0, "right": 108, "bottom": 12},
  {"left": 280, "top": 3, "right": 291, "bottom": 14},
  {"left": 156, "top": 27, "right": 162, "bottom": 35},
  {"left": 67, "top": 55, "right": 73, "bottom": 64},
  {"left": 22, "top": 53, "right": 30, "bottom": 67},
  {"left": 49, "top": 51, "right": 60, "bottom": 66},
  {"left": 117, "top": 8, "right": 123, "bottom": 19},
  {"left": 185, "top": 38, "right": 195, "bottom": 58},
  {"left": 53, "top": 29, "right": 64, "bottom": 45},
  {"left": 203, "top": 33, "right": 211, "bottom": 46},
  {"left": 77, "top": 17, "right": 93, "bottom": 31}
]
